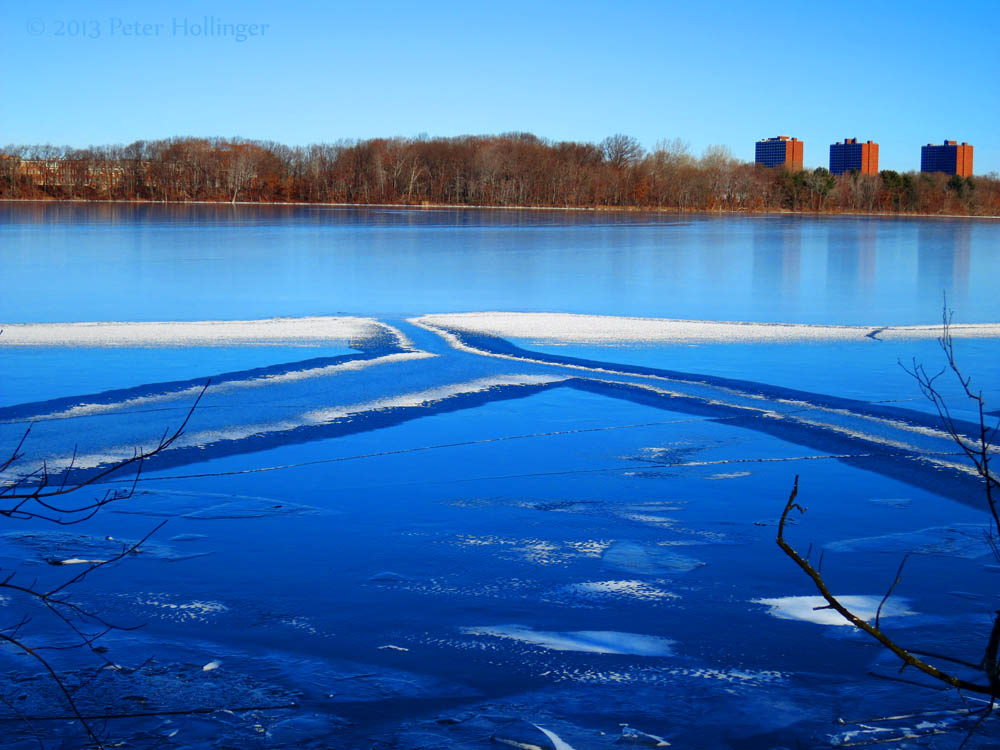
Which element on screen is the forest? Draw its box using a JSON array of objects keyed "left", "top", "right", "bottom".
[{"left": 1, "top": 133, "right": 997, "bottom": 216}]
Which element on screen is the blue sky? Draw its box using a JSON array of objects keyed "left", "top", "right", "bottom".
[{"left": 1, "top": 0, "right": 997, "bottom": 173}]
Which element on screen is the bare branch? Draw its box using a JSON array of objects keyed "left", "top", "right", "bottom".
[
  {"left": 0, "top": 382, "right": 209, "bottom": 522},
  {"left": 0, "top": 383, "right": 207, "bottom": 747},
  {"left": 776, "top": 477, "right": 996, "bottom": 697}
]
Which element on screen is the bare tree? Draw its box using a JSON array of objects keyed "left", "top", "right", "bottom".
[{"left": 601, "top": 134, "right": 644, "bottom": 170}]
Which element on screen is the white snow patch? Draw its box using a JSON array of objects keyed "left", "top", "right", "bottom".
[
  {"left": 414, "top": 312, "right": 1000, "bottom": 345},
  {"left": 704, "top": 471, "right": 751, "bottom": 480},
  {"left": 534, "top": 725, "right": 577, "bottom": 750},
  {"left": 0, "top": 316, "right": 384, "bottom": 347},
  {"left": 754, "top": 595, "right": 915, "bottom": 626},
  {"left": 302, "top": 373, "right": 563, "bottom": 422}
]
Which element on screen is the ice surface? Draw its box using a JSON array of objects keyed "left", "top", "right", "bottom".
[
  {"left": 6, "top": 209, "right": 1000, "bottom": 749},
  {"left": 26, "top": 350, "right": 434, "bottom": 422},
  {"left": 866, "top": 497, "right": 912, "bottom": 509},
  {"left": 461, "top": 625, "right": 676, "bottom": 656},
  {"left": 414, "top": 312, "right": 1000, "bottom": 345},
  {"left": 0, "top": 530, "right": 204, "bottom": 563},
  {"left": 27, "top": 373, "right": 566, "bottom": 473},
  {"left": 109, "top": 490, "right": 325, "bottom": 520},
  {"left": 617, "top": 724, "right": 671, "bottom": 746},
  {"left": 754, "top": 595, "right": 915, "bottom": 626},
  {"left": 0, "top": 653, "right": 298, "bottom": 747},
  {"left": 825, "top": 524, "right": 992, "bottom": 558}
]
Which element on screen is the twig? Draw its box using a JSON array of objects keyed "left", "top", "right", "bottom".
[{"left": 875, "top": 554, "right": 909, "bottom": 630}]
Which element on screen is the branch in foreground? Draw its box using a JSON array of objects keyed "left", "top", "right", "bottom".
[
  {"left": 776, "top": 475, "right": 998, "bottom": 698},
  {"left": 0, "top": 382, "right": 209, "bottom": 748},
  {"left": 0, "top": 381, "right": 209, "bottom": 524}
]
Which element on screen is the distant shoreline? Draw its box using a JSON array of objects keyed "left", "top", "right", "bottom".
[{"left": 2, "top": 198, "right": 998, "bottom": 222}]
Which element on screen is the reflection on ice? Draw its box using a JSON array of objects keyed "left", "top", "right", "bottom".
[
  {"left": 461, "top": 625, "right": 676, "bottom": 656},
  {"left": 754, "top": 595, "right": 915, "bottom": 626}
]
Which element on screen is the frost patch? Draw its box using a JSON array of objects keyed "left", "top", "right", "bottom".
[
  {"left": 454, "top": 535, "right": 611, "bottom": 566},
  {"left": 703, "top": 471, "right": 751, "bottom": 480},
  {"left": 561, "top": 580, "right": 678, "bottom": 603},
  {"left": 125, "top": 593, "right": 229, "bottom": 624}
]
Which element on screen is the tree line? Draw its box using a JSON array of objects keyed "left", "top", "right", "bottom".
[{"left": 1, "top": 134, "right": 997, "bottom": 215}]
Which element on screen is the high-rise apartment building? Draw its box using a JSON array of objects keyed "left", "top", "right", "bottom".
[
  {"left": 921, "top": 140, "right": 974, "bottom": 176},
  {"left": 755, "top": 136, "right": 803, "bottom": 170},
  {"left": 829, "top": 138, "right": 879, "bottom": 175}
]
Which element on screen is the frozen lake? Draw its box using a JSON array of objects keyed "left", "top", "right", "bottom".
[
  {"left": 1, "top": 203, "right": 999, "bottom": 748},
  {"left": 3, "top": 202, "right": 1000, "bottom": 325}
]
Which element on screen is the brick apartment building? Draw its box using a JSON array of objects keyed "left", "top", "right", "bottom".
[
  {"left": 755, "top": 136, "right": 804, "bottom": 170},
  {"left": 829, "top": 138, "right": 879, "bottom": 175},
  {"left": 0, "top": 155, "right": 132, "bottom": 191},
  {"left": 920, "top": 140, "right": 974, "bottom": 176}
]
